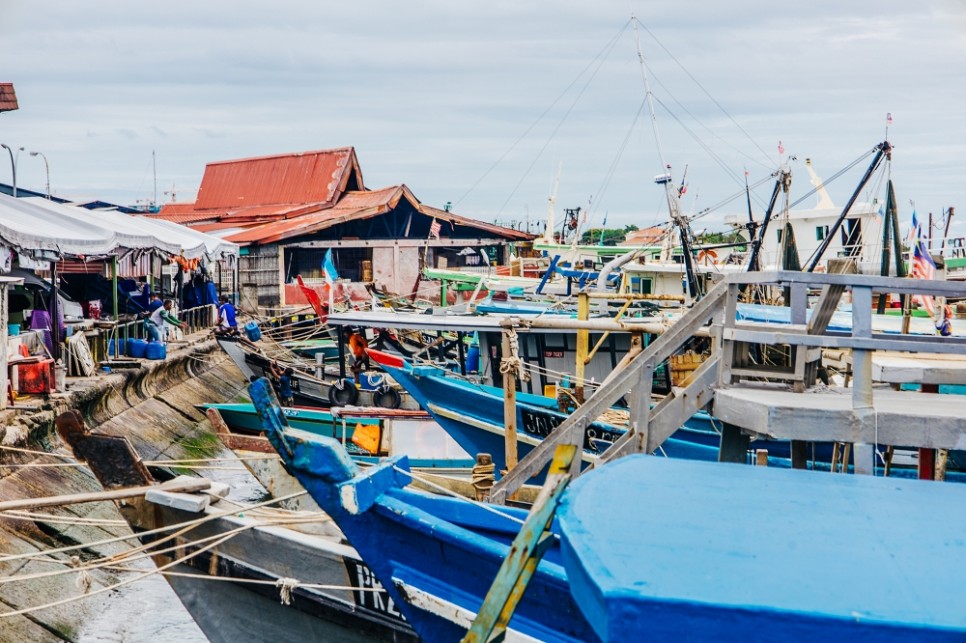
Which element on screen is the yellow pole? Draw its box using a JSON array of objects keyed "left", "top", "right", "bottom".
[{"left": 575, "top": 291, "right": 589, "bottom": 403}]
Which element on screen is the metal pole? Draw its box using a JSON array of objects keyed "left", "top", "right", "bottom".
[
  {"left": 0, "top": 144, "right": 16, "bottom": 197},
  {"left": 50, "top": 260, "right": 61, "bottom": 362},
  {"left": 29, "top": 151, "right": 49, "bottom": 198}
]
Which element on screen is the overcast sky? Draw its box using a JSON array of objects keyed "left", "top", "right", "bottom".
[{"left": 1, "top": 1, "right": 964, "bottom": 236}]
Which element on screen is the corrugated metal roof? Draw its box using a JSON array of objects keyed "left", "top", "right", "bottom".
[
  {"left": 225, "top": 185, "right": 533, "bottom": 246},
  {"left": 194, "top": 147, "right": 362, "bottom": 211},
  {"left": 418, "top": 203, "right": 533, "bottom": 241},
  {"left": 0, "top": 83, "right": 18, "bottom": 112}
]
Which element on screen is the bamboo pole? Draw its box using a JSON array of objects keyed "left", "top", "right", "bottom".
[
  {"left": 0, "top": 477, "right": 211, "bottom": 512},
  {"left": 502, "top": 329, "right": 518, "bottom": 472}
]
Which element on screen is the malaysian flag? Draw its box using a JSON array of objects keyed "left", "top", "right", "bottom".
[
  {"left": 429, "top": 218, "right": 442, "bottom": 239},
  {"left": 910, "top": 239, "right": 936, "bottom": 315}
]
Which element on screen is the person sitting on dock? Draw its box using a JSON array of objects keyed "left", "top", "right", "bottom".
[
  {"left": 213, "top": 294, "right": 239, "bottom": 337},
  {"left": 343, "top": 327, "right": 370, "bottom": 385}
]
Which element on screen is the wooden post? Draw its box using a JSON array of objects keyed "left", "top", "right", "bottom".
[
  {"left": 575, "top": 291, "right": 589, "bottom": 403},
  {"left": 755, "top": 449, "right": 769, "bottom": 466},
  {"left": 919, "top": 383, "right": 939, "bottom": 480},
  {"left": 918, "top": 447, "right": 936, "bottom": 481},
  {"left": 790, "top": 440, "right": 808, "bottom": 469},
  {"left": 936, "top": 449, "right": 949, "bottom": 482},
  {"left": 718, "top": 422, "right": 750, "bottom": 464},
  {"left": 502, "top": 328, "right": 519, "bottom": 472}
]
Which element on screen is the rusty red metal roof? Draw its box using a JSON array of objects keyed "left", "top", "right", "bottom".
[
  {"left": 226, "top": 186, "right": 404, "bottom": 245},
  {"left": 194, "top": 147, "right": 362, "bottom": 211},
  {"left": 226, "top": 185, "right": 533, "bottom": 246},
  {"left": 0, "top": 84, "right": 18, "bottom": 112}
]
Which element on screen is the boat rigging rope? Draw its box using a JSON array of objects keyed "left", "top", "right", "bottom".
[
  {"left": 499, "top": 328, "right": 531, "bottom": 382},
  {"left": 391, "top": 464, "right": 526, "bottom": 526}
]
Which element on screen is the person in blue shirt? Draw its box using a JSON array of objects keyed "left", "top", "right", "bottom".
[
  {"left": 213, "top": 294, "right": 238, "bottom": 336},
  {"left": 270, "top": 361, "right": 295, "bottom": 406}
]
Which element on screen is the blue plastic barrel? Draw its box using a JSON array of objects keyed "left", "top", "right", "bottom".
[
  {"left": 109, "top": 338, "right": 126, "bottom": 357},
  {"left": 466, "top": 345, "right": 480, "bottom": 373},
  {"left": 127, "top": 338, "right": 148, "bottom": 358},
  {"left": 145, "top": 341, "right": 166, "bottom": 360}
]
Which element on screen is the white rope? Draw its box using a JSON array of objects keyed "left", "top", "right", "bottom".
[
  {"left": 0, "top": 489, "right": 309, "bottom": 566},
  {"left": 276, "top": 577, "right": 298, "bottom": 605}
]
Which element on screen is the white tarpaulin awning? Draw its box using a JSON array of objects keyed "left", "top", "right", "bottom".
[
  {"left": 23, "top": 197, "right": 187, "bottom": 256},
  {"left": 145, "top": 218, "right": 239, "bottom": 260},
  {"left": 0, "top": 192, "right": 116, "bottom": 258}
]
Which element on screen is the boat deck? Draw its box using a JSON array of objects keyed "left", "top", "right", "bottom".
[
  {"left": 713, "top": 383, "right": 966, "bottom": 449},
  {"left": 872, "top": 351, "right": 966, "bottom": 385},
  {"left": 559, "top": 455, "right": 966, "bottom": 641}
]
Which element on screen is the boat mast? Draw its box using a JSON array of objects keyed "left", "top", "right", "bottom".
[
  {"left": 542, "top": 162, "right": 563, "bottom": 244},
  {"left": 633, "top": 16, "right": 700, "bottom": 299},
  {"left": 806, "top": 141, "right": 892, "bottom": 272}
]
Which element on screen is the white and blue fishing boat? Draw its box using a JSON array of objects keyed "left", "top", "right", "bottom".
[{"left": 249, "top": 378, "right": 966, "bottom": 641}]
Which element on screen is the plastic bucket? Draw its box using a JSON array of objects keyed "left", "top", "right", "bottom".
[
  {"left": 7, "top": 324, "right": 19, "bottom": 336},
  {"left": 243, "top": 321, "right": 261, "bottom": 342},
  {"left": 127, "top": 338, "right": 148, "bottom": 358},
  {"left": 146, "top": 341, "right": 167, "bottom": 360}
]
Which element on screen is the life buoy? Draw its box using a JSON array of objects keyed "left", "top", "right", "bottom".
[
  {"left": 697, "top": 249, "right": 718, "bottom": 264},
  {"left": 328, "top": 378, "right": 359, "bottom": 406},
  {"left": 373, "top": 385, "right": 401, "bottom": 410}
]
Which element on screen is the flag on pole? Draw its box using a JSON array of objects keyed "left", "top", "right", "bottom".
[
  {"left": 429, "top": 218, "right": 442, "bottom": 239},
  {"left": 886, "top": 112, "right": 893, "bottom": 126},
  {"left": 322, "top": 249, "right": 339, "bottom": 284},
  {"left": 910, "top": 239, "right": 936, "bottom": 315},
  {"left": 906, "top": 210, "right": 919, "bottom": 242},
  {"left": 778, "top": 140, "right": 785, "bottom": 155}
]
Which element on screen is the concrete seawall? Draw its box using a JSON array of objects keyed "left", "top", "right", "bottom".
[{"left": 0, "top": 337, "right": 249, "bottom": 641}]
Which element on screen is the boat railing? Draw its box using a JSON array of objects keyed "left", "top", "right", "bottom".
[
  {"left": 489, "top": 271, "right": 966, "bottom": 504},
  {"left": 180, "top": 303, "right": 218, "bottom": 335}
]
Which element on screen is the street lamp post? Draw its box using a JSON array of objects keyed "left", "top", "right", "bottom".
[
  {"left": 0, "top": 143, "right": 21, "bottom": 197},
  {"left": 29, "top": 151, "right": 50, "bottom": 199}
]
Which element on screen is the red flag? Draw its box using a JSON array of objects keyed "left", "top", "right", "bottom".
[
  {"left": 778, "top": 140, "right": 785, "bottom": 155},
  {"left": 886, "top": 112, "right": 893, "bottom": 126},
  {"left": 429, "top": 218, "right": 442, "bottom": 239}
]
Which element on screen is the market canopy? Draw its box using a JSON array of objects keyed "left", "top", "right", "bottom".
[
  {"left": 0, "top": 192, "right": 117, "bottom": 259},
  {"left": 23, "top": 197, "right": 187, "bottom": 256},
  {"left": 0, "top": 194, "right": 239, "bottom": 261},
  {"left": 146, "top": 217, "right": 239, "bottom": 260}
]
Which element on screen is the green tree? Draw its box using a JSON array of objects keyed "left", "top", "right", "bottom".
[{"left": 580, "top": 228, "right": 627, "bottom": 245}]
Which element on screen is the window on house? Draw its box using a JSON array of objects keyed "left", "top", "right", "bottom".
[{"left": 815, "top": 225, "right": 829, "bottom": 241}]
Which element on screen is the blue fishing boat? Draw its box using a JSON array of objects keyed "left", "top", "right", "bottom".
[
  {"left": 248, "top": 378, "right": 596, "bottom": 641},
  {"left": 250, "top": 378, "right": 966, "bottom": 641},
  {"left": 558, "top": 455, "right": 966, "bottom": 641},
  {"left": 378, "top": 360, "right": 721, "bottom": 475}
]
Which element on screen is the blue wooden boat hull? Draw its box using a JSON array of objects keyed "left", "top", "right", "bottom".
[
  {"left": 558, "top": 455, "right": 966, "bottom": 641},
  {"left": 380, "top": 363, "right": 826, "bottom": 473},
  {"left": 248, "top": 378, "right": 597, "bottom": 642}
]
